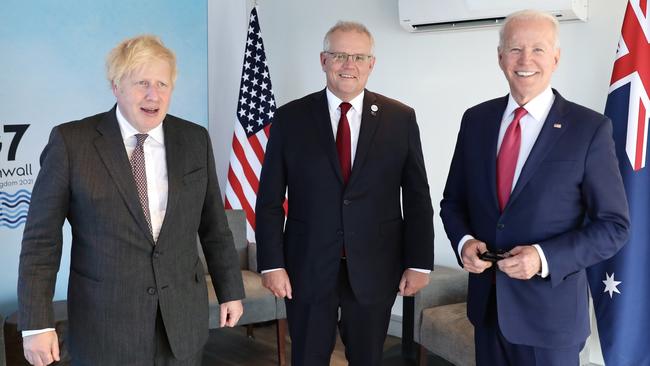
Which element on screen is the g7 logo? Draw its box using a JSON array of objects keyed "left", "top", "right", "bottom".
[{"left": 0, "top": 124, "right": 30, "bottom": 161}]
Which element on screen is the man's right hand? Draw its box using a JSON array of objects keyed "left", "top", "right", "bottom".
[
  {"left": 262, "top": 269, "right": 293, "bottom": 299},
  {"left": 23, "top": 330, "right": 60, "bottom": 366},
  {"left": 461, "top": 239, "right": 493, "bottom": 274}
]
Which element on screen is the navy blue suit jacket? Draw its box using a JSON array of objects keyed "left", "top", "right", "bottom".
[
  {"left": 256, "top": 89, "right": 434, "bottom": 304},
  {"left": 440, "top": 90, "right": 630, "bottom": 348}
]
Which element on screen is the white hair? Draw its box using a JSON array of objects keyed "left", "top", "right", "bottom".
[{"left": 498, "top": 10, "right": 560, "bottom": 50}]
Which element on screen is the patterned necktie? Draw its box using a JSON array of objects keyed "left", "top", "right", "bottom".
[
  {"left": 497, "top": 107, "right": 528, "bottom": 212},
  {"left": 130, "top": 134, "right": 152, "bottom": 234},
  {"left": 336, "top": 102, "right": 352, "bottom": 184}
]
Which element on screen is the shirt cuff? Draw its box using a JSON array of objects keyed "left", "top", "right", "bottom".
[
  {"left": 22, "top": 328, "right": 55, "bottom": 337},
  {"left": 457, "top": 235, "right": 475, "bottom": 262},
  {"left": 408, "top": 268, "right": 431, "bottom": 274},
  {"left": 532, "top": 244, "right": 549, "bottom": 278},
  {"left": 261, "top": 268, "right": 284, "bottom": 274}
]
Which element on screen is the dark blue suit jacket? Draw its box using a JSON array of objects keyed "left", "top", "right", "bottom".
[
  {"left": 256, "top": 89, "right": 434, "bottom": 304},
  {"left": 440, "top": 90, "right": 630, "bottom": 348}
]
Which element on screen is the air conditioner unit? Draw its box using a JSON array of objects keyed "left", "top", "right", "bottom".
[{"left": 398, "top": 0, "right": 588, "bottom": 33}]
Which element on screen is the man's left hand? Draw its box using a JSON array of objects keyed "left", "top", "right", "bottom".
[
  {"left": 398, "top": 269, "right": 430, "bottom": 296},
  {"left": 497, "top": 245, "right": 541, "bottom": 280},
  {"left": 219, "top": 300, "right": 244, "bottom": 327}
]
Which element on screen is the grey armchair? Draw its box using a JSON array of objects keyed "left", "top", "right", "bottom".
[
  {"left": 199, "top": 209, "right": 287, "bottom": 365},
  {"left": 414, "top": 265, "right": 474, "bottom": 366}
]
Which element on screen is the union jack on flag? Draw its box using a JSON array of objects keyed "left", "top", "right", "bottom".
[
  {"left": 587, "top": 1, "right": 650, "bottom": 365},
  {"left": 224, "top": 7, "right": 276, "bottom": 242}
]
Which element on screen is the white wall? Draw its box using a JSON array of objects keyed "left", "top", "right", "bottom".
[
  {"left": 210, "top": 0, "right": 627, "bottom": 269},
  {"left": 208, "top": 0, "right": 627, "bottom": 364}
]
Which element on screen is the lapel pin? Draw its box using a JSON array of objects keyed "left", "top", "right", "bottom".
[
  {"left": 370, "top": 104, "right": 379, "bottom": 115},
  {"left": 553, "top": 123, "right": 562, "bottom": 129}
]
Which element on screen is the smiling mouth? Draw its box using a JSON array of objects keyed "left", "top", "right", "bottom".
[
  {"left": 339, "top": 73, "right": 357, "bottom": 79},
  {"left": 141, "top": 107, "right": 159, "bottom": 115},
  {"left": 515, "top": 71, "right": 537, "bottom": 77}
]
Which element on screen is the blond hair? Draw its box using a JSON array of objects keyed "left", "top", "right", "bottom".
[{"left": 106, "top": 34, "right": 177, "bottom": 88}]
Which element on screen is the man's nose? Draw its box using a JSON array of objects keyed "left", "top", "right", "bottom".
[
  {"left": 145, "top": 85, "right": 160, "bottom": 100},
  {"left": 518, "top": 50, "right": 532, "bottom": 64},
  {"left": 342, "top": 55, "right": 356, "bottom": 66}
]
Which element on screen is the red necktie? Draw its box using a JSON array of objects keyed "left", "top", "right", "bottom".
[
  {"left": 336, "top": 102, "right": 352, "bottom": 184},
  {"left": 497, "top": 107, "right": 527, "bottom": 212}
]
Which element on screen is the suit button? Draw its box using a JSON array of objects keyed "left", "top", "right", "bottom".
[
  {"left": 153, "top": 251, "right": 161, "bottom": 259},
  {"left": 343, "top": 200, "right": 351, "bottom": 206},
  {"left": 497, "top": 223, "right": 505, "bottom": 230},
  {"left": 337, "top": 230, "right": 344, "bottom": 236},
  {"left": 147, "top": 287, "right": 157, "bottom": 295}
]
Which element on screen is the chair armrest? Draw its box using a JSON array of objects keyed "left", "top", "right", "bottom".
[
  {"left": 246, "top": 242, "right": 258, "bottom": 272},
  {"left": 413, "top": 265, "right": 468, "bottom": 343}
]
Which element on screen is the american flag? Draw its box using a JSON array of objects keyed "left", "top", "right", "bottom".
[
  {"left": 586, "top": 1, "right": 650, "bottom": 364},
  {"left": 225, "top": 7, "right": 276, "bottom": 242}
]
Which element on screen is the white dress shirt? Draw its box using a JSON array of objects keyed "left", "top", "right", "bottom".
[
  {"left": 263, "top": 89, "right": 429, "bottom": 275},
  {"left": 116, "top": 106, "right": 168, "bottom": 242},
  {"left": 458, "top": 86, "right": 554, "bottom": 278},
  {"left": 23, "top": 107, "right": 168, "bottom": 337},
  {"left": 326, "top": 88, "right": 364, "bottom": 167}
]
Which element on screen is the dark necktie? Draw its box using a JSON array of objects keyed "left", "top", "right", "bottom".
[
  {"left": 130, "top": 134, "right": 152, "bottom": 234},
  {"left": 497, "top": 107, "right": 528, "bottom": 212},
  {"left": 336, "top": 102, "right": 352, "bottom": 184}
]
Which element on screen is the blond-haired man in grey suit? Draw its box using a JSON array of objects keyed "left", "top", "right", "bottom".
[{"left": 18, "top": 34, "right": 244, "bottom": 366}]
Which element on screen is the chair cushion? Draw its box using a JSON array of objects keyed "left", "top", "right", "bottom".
[
  {"left": 206, "top": 270, "right": 279, "bottom": 328},
  {"left": 420, "top": 302, "right": 475, "bottom": 366}
]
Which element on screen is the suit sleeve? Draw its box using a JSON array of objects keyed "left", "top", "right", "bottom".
[
  {"left": 401, "top": 108, "right": 435, "bottom": 270},
  {"left": 540, "top": 118, "right": 630, "bottom": 287},
  {"left": 18, "top": 127, "right": 69, "bottom": 330},
  {"left": 198, "top": 128, "right": 245, "bottom": 303},
  {"left": 255, "top": 110, "right": 287, "bottom": 272},
  {"left": 439, "top": 111, "right": 473, "bottom": 267}
]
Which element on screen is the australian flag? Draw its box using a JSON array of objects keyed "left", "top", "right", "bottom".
[{"left": 586, "top": 1, "right": 650, "bottom": 365}]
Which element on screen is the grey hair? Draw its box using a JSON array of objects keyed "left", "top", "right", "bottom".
[
  {"left": 498, "top": 9, "right": 560, "bottom": 50},
  {"left": 323, "top": 21, "right": 375, "bottom": 53}
]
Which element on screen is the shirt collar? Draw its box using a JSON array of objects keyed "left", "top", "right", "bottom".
[
  {"left": 115, "top": 105, "right": 165, "bottom": 145},
  {"left": 326, "top": 88, "right": 365, "bottom": 115},
  {"left": 504, "top": 86, "right": 555, "bottom": 122}
]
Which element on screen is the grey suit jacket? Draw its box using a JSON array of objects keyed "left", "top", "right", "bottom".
[{"left": 18, "top": 106, "right": 244, "bottom": 365}]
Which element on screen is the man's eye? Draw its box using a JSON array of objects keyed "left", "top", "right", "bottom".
[{"left": 137, "top": 81, "right": 149, "bottom": 87}]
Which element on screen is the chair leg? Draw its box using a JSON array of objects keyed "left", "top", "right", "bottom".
[
  {"left": 246, "top": 324, "right": 255, "bottom": 339},
  {"left": 276, "top": 318, "right": 288, "bottom": 366},
  {"left": 418, "top": 344, "right": 429, "bottom": 366}
]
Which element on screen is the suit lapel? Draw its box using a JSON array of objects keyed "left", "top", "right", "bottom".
[
  {"left": 348, "top": 90, "right": 380, "bottom": 188},
  {"left": 157, "top": 117, "right": 183, "bottom": 242},
  {"left": 94, "top": 106, "right": 155, "bottom": 245},
  {"left": 507, "top": 90, "right": 570, "bottom": 208},
  {"left": 311, "top": 89, "right": 344, "bottom": 183},
  {"left": 485, "top": 96, "right": 509, "bottom": 211}
]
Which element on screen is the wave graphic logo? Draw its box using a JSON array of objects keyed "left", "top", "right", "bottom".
[{"left": 0, "top": 189, "right": 30, "bottom": 229}]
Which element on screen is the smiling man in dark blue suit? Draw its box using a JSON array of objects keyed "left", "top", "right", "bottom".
[
  {"left": 256, "top": 21, "right": 434, "bottom": 366},
  {"left": 440, "top": 10, "right": 630, "bottom": 366}
]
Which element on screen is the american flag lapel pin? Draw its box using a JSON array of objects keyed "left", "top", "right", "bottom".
[
  {"left": 370, "top": 104, "right": 379, "bottom": 116},
  {"left": 553, "top": 122, "right": 562, "bottom": 129}
]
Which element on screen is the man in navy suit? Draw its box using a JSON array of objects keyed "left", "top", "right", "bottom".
[
  {"left": 440, "top": 10, "right": 630, "bottom": 366},
  {"left": 256, "top": 21, "right": 434, "bottom": 366}
]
